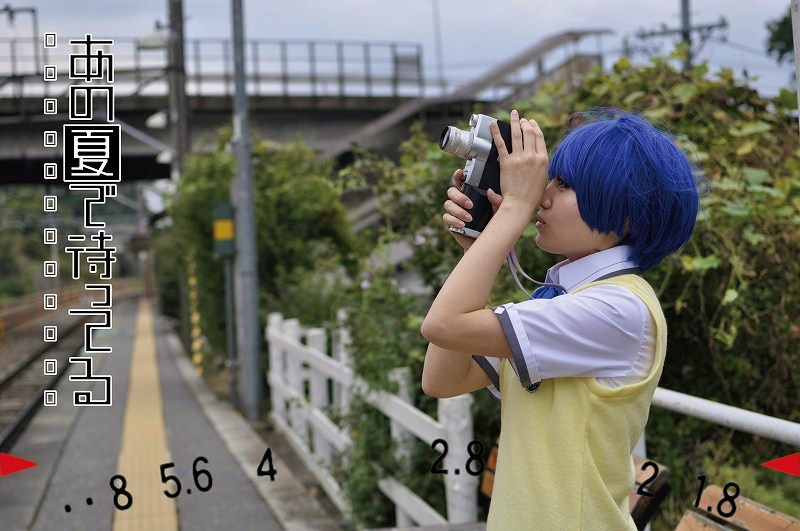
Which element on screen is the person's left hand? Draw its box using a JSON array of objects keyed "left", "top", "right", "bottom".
[{"left": 489, "top": 110, "right": 549, "bottom": 217}]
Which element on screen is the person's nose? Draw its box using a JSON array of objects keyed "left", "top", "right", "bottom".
[{"left": 539, "top": 181, "right": 553, "bottom": 209}]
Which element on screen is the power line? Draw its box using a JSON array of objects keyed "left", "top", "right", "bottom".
[
  {"left": 634, "top": 0, "right": 728, "bottom": 72},
  {"left": 708, "top": 37, "right": 780, "bottom": 60}
]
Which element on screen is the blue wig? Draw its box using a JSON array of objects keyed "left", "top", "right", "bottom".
[{"left": 548, "top": 108, "right": 708, "bottom": 271}]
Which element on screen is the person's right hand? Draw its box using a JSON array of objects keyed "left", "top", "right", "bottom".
[{"left": 443, "top": 168, "right": 504, "bottom": 251}]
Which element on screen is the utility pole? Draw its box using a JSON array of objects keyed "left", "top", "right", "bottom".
[
  {"left": 430, "top": 0, "right": 446, "bottom": 93},
  {"left": 680, "top": 0, "right": 691, "bottom": 71},
  {"left": 792, "top": 0, "right": 800, "bottom": 133},
  {"left": 635, "top": 0, "right": 727, "bottom": 72},
  {"left": 231, "top": 0, "right": 262, "bottom": 421},
  {"left": 168, "top": 0, "right": 188, "bottom": 181},
  {"left": 1, "top": 4, "right": 40, "bottom": 75}
]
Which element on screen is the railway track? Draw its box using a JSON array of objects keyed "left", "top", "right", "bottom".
[
  {"left": 0, "top": 286, "right": 141, "bottom": 451},
  {"left": 0, "top": 317, "right": 90, "bottom": 452}
]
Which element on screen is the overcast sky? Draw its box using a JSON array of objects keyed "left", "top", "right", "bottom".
[{"left": 0, "top": 0, "right": 794, "bottom": 98}]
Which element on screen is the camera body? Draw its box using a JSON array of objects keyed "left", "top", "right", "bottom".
[{"left": 439, "top": 114, "right": 513, "bottom": 238}]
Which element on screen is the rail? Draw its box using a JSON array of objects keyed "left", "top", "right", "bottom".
[
  {"left": 650, "top": 387, "right": 800, "bottom": 446},
  {"left": 0, "top": 36, "right": 432, "bottom": 99}
]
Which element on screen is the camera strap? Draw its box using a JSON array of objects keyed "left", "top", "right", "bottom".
[{"left": 506, "top": 247, "right": 568, "bottom": 298}]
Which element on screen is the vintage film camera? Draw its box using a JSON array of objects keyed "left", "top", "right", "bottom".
[{"left": 439, "top": 113, "right": 513, "bottom": 239}]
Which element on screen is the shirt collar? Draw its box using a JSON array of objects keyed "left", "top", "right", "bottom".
[{"left": 546, "top": 245, "right": 638, "bottom": 292}]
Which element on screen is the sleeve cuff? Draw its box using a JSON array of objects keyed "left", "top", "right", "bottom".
[
  {"left": 494, "top": 303, "right": 542, "bottom": 392},
  {"left": 472, "top": 355, "right": 501, "bottom": 400}
]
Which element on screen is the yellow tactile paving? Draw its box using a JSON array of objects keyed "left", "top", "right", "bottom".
[{"left": 113, "top": 299, "right": 178, "bottom": 531}]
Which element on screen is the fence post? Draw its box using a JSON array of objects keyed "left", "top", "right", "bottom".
[
  {"left": 388, "top": 367, "right": 414, "bottom": 527},
  {"left": 266, "top": 313, "right": 285, "bottom": 422},
  {"left": 283, "top": 318, "right": 309, "bottom": 446},
  {"left": 335, "top": 309, "right": 352, "bottom": 470},
  {"left": 336, "top": 42, "right": 345, "bottom": 97},
  {"left": 438, "top": 395, "right": 478, "bottom": 524},
  {"left": 334, "top": 309, "right": 353, "bottom": 414},
  {"left": 308, "top": 327, "right": 332, "bottom": 468},
  {"left": 331, "top": 309, "right": 345, "bottom": 412}
]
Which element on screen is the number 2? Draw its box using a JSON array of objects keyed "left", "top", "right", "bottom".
[
  {"left": 430, "top": 438, "right": 448, "bottom": 474},
  {"left": 637, "top": 461, "right": 659, "bottom": 498}
]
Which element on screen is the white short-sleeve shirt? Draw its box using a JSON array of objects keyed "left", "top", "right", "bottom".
[{"left": 474, "top": 245, "right": 657, "bottom": 400}]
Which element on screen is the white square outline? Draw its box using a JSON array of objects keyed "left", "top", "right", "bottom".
[
  {"left": 44, "top": 163, "right": 57, "bottom": 179},
  {"left": 44, "top": 196, "right": 57, "bottom": 212},
  {"left": 44, "top": 359, "right": 57, "bottom": 375},
  {"left": 44, "top": 325, "right": 58, "bottom": 342},
  {"left": 44, "top": 131, "right": 57, "bottom": 147},
  {"left": 43, "top": 293, "right": 57, "bottom": 310},
  {"left": 44, "top": 228, "right": 57, "bottom": 244},
  {"left": 44, "top": 261, "right": 57, "bottom": 277},
  {"left": 44, "top": 98, "right": 57, "bottom": 115},
  {"left": 44, "top": 33, "right": 57, "bottom": 48},
  {"left": 44, "top": 390, "right": 57, "bottom": 406},
  {"left": 44, "top": 65, "right": 57, "bottom": 81}
]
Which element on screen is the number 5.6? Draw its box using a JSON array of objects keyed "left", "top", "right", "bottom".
[{"left": 159, "top": 457, "right": 213, "bottom": 499}]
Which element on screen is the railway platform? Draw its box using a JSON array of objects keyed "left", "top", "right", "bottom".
[{"left": 0, "top": 294, "right": 342, "bottom": 531}]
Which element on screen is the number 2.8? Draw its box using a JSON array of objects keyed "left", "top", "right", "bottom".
[{"left": 430, "top": 439, "right": 485, "bottom": 476}]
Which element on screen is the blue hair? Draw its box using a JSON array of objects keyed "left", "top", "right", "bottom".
[{"left": 548, "top": 108, "right": 708, "bottom": 271}]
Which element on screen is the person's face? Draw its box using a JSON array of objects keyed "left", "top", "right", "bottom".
[{"left": 534, "top": 176, "right": 624, "bottom": 262}]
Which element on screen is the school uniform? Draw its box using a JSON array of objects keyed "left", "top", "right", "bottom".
[{"left": 473, "top": 245, "right": 667, "bottom": 530}]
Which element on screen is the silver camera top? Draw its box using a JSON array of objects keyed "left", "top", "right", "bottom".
[{"left": 439, "top": 114, "right": 499, "bottom": 187}]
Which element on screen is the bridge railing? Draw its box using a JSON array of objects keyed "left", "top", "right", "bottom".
[
  {"left": 0, "top": 36, "right": 441, "bottom": 99},
  {"left": 265, "top": 311, "right": 479, "bottom": 527}
]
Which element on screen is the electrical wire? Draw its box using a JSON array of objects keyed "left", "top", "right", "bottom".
[{"left": 708, "top": 37, "right": 776, "bottom": 59}]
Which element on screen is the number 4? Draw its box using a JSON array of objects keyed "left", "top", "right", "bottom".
[{"left": 258, "top": 448, "right": 277, "bottom": 481}]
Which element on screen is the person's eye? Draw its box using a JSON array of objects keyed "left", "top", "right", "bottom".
[{"left": 556, "top": 177, "right": 569, "bottom": 189}]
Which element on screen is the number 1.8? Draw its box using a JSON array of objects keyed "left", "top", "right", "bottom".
[{"left": 694, "top": 474, "right": 739, "bottom": 518}]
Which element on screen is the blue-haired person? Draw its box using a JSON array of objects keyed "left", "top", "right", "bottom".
[{"left": 421, "top": 108, "right": 705, "bottom": 529}]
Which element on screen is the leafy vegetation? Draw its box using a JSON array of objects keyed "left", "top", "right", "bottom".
[
  {"left": 766, "top": 5, "right": 795, "bottom": 65},
  {"left": 153, "top": 129, "right": 367, "bottom": 371},
  {"left": 0, "top": 184, "right": 139, "bottom": 301}
]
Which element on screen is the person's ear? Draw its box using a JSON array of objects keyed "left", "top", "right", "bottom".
[{"left": 620, "top": 217, "right": 631, "bottom": 242}]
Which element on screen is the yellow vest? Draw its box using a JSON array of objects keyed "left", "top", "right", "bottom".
[{"left": 487, "top": 275, "right": 667, "bottom": 530}]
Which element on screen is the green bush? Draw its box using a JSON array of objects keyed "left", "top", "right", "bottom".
[{"left": 156, "top": 130, "right": 368, "bottom": 369}]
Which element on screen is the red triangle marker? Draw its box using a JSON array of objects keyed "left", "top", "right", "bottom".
[
  {"left": 0, "top": 452, "right": 38, "bottom": 477},
  {"left": 761, "top": 452, "right": 800, "bottom": 478}
]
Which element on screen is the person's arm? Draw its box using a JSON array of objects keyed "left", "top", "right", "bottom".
[
  {"left": 421, "top": 113, "right": 549, "bottom": 357},
  {"left": 421, "top": 342, "right": 491, "bottom": 398}
]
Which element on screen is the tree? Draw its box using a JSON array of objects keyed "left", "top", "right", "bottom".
[
  {"left": 154, "top": 129, "right": 368, "bottom": 366},
  {"left": 766, "top": 6, "right": 794, "bottom": 64}
]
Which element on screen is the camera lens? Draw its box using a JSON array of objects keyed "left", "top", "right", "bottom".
[
  {"left": 439, "top": 128, "right": 451, "bottom": 150},
  {"left": 439, "top": 126, "right": 475, "bottom": 159}
]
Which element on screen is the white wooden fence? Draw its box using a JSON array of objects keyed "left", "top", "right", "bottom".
[{"left": 265, "top": 311, "right": 480, "bottom": 526}]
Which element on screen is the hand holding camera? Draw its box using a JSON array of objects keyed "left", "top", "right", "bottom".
[
  {"left": 489, "top": 110, "right": 549, "bottom": 218},
  {"left": 443, "top": 169, "right": 503, "bottom": 251},
  {"left": 439, "top": 111, "right": 548, "bottom": 241}
]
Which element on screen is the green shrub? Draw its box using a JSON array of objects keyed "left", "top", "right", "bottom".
[{"left": 158, "top": 130, "right": 367, "bottom": 367}]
